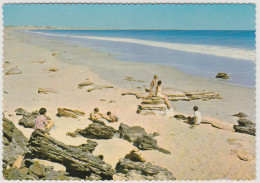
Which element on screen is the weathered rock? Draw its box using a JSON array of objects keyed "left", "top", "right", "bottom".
[
  {"left": 3, "top": 169, "right": 39, "bottom": 180},
  {"left": 138, "top": 104, "right": 167, "bottom": 111},
  {"left": 119, "top": 123, "right": 147, "bottom": 142},
  {"left": 87, "top": 85, "right": 114, "bottom": 92},
  {"left": 216, "top": 72, "right": 229, "bottom": 79},
  {"left": 28, "top": 161, "right": 46, "bottom": 178},
  {"left": 115, "top": 158, "right": 176, "bottom": 180},
  {"left": 5, "top": 67, "right": 22, "bottom": 75},
  {"left": 124, "top": 77, "right": 144, "bottom": 82},
  {"left": 3, "top": 117, "right": 29, "bottom": 169},
  {"left": 125, "top": 150, "right": 146, "bottom": 162},
  {"left": 231, "top": 148, "right": 254, "bottom": 161},
  {"left": 38, "top": 88, "right": 58, "bottom": 94},
  {"left": 78, "top": 81, "right": 94, "bottom": 88},
  {"left": 174, "top": 114, "right": 188, "bottom": 121},
  {"left": 27, "top": 130, "right": 115, "bottom": 179},
  {"left": 232, "top": 112, "right": 248, "bottom": 118},
  {"left": 15, "top": 108, "right": 51, "bottom": 128},
  {"left": 49, "top": 68, "right": 58, "bottom": 72},
  {"left": 134, "top": 135, "right": 171, "bottom": 154},
  {"left": 78, "top": 123, "right": 117, "bottom": 139},
  {"left": 233, "top": 119, "right": 255, "bottom": 136},
  {"left": 57, "top": 108, "right": 85, "bottom": 118},
  {"left": 69, "top": 139, "right": 98, "bottom": 153}
]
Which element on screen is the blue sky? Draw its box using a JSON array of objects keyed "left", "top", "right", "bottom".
[{"left": 3, "top": 4, "right": 255, "bottom": 30}]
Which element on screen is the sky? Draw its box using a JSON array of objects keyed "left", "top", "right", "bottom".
[{"left": 3, "top": 4, "right": 256, "bottom": 30}]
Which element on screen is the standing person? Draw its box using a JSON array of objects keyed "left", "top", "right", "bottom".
[
  {"left": 155, "top": 80, "right": 173, "bottom": 110},
  {"left": 190, "top": 106, "right": 202, "bottom": 128},
  {"left": 148, "top": 75, "right": 158, "bottom": 97},
  {"left": 100, "top": 111, "right": 119, "bottom": 123},
  {"left": 35, "top": 108, "right": 54, "bottom": 134}
]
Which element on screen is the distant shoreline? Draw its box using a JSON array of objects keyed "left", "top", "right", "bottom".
[{"left": 5, "top": 26, "right": 255, "bottom": 31}]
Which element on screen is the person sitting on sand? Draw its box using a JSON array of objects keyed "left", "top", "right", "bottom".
[
  {"left": 155, "top": 80, "right": 173, "bottom": 110},
  {"left": 148, "top": 75, "right": 158, "bottom": 97},
  {"left": 35, "top": 108, "right": 54, "bottom": 134},
  {"left": 100, "top": 111, "right": 119, "bottom": 123},
  {"left": 89, "top": 108, "right": 102, "bottom": 121},
  {"left": 188, "top": 106, "right": 202, "bottom": 127}
]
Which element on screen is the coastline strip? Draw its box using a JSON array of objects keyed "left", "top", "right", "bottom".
[{"left": 30, "top": 30, "right": 255, "bottom": 61}]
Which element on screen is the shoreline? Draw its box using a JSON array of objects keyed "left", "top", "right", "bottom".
[
  {"left": 3, "top": 27, "right": 256, "bottom": 180},
  {"left": 17, "top": 28, "right": 255, "bottom": 124}
]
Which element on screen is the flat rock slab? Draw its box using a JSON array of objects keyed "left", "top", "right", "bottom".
[
  {"left": 38, "top": 88, "right": 58, "bottom": 94},
  {"left": 87, "top": 85, "right": 113, "bottom": 92},
  {"left": 57, "top": 108, "right": 85, "bottom": 118},
  {"left": 5, "top": 68, "right": 22, "bottom": 75},
  {"left": 138, "top": 104, "right": 167, "bottom": 111},
  {"left": 78, "top": 81, "right": 94, "bottom": 89}
]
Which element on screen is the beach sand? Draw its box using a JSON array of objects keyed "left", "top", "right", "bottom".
[{"left": 3, "top": 27, "right": 256, "bottom": 180}]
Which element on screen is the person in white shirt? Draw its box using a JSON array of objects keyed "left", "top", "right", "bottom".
[{"left": 190, "top": 106, "right": 201, "bottom": 127}]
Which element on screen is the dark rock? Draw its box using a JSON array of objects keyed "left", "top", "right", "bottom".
[
  {"left": 233, "top": 119, "right": 255, "bottom": 136},
  {"left": 3, "top": 117, "right": 28, "bottom": 169},
  {"left": 125, "top": 150, "right": 146, "bottom": 162},
  {"left": 78, "top": 123, "right": 117, "bottom": 139},
  {"left": 115, "top": 158, "right": 176, "bottom": 180},
  {"left": 119, "top": 123, "right": 147, "bottom": 142},
  {"left": 216, "top": 72, "right": 229, "bottom": 79},
  {"left": 232, "top": 112, "right": 248, "bottom": 118},
  {"left": 15, "top": 108, "right": 51, "bottom": 128},
  {"left": 3, "top": 169, "right": 39, "bottom": 180},
  {"left": 69, "top": 139, "right": 98, "bottom": 153},
  {"left": 152, "top": 132, "right": 160, "bottom": 137},
  {"left": 27, "top": 130, "right": 115, "bottom": 179},
  {"left": 174, "top": 114, "right": 188, "bottom": 121},
  {"left": 85, "top": 173, "right": 102, "bottom": 181},
  {"left": 134, "top": 135, "right": 171, "bottom": 154},
  {"left": 28, "top": 161, "right": 46, "bottom": 178}
]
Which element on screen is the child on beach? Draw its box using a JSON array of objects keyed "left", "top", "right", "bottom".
[
  {"left": 35, "top": 108, "right": 54, "bottom": 134},
  {"left": 188, "top": 106, "right": 202, "bottom": 128},
  {"left": 100, "top": 111, "right": 119, "bottom": 123},
  {"left": 155, "top": 80, "right": 173, "bottom": 110},
  {"left": 89, "top": 108, "right": 102, "bottom": 121},
  {"left": 148, "top": 75, "right": 158, "bottom": 97}
]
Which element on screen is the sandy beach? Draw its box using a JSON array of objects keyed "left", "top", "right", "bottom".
[{"left": 3, "top": 27, "right": 256, "bottom": 180}]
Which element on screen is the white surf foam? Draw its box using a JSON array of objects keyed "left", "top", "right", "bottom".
[{"left": 30, "top": 31, "right": 255, "bottom": 61}]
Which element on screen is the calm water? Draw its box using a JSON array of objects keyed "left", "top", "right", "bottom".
[{"left": 28, "top": 30, "right": 256, "bottom": 87}]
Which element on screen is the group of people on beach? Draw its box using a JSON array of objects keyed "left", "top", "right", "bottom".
[
  {"left": 89, "top": 108, "right": 119, "bottom": 123},
  {"left": 34, "top": 75, "right": 201, "bottom": 135},
  {"left": 148, "top": 75, "right": 201, "bottom": 127}
]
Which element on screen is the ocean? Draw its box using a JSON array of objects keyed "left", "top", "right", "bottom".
[{"left": 27, "top": 30, "right": 256, "bottom": 88}]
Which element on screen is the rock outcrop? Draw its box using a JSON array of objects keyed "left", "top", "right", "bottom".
[
  {"left": 78, "top": 80, "right": 94, "bottom": 89},
  {"left": 3, "top": 117, "right": 29, "bottom": 169},
  {"left": 119, "top": 123, "right": 147, "bottom": 142},
  {"left": 232, "top": 112, "right": 248, "bottom": 118},
  {"left": 15, "top": 108, "right": 51, "bottom": 128},
  {"left": 134, "top": 134, "right": 171, "bottom": 154},
  {"left": 27, "top": 130, "right": 115, "bottom": 179},
  {"left": 69, "top": 122, "right": 117, "bottom": 139},
  {"left": 115, "top": 158, "right": 176, "bottom": 180},
  {"left": 56, "top": 108, "right": 85, "bottom": 118},
  {"left": 119, "top": 123, "right": 170, "bottom": 154},
  {"left": 3, "top": 159, "right": 81, "bottom": 180},
  {"left": 233, "top": 118, "right": 255, "bottom": 136},
  {"left": 69, "top": 139, "right": 98, "bottom": 153},
  {"left": 216, "top": 72, "right": 229, "bottom": 79}
]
